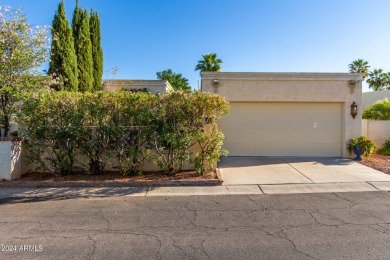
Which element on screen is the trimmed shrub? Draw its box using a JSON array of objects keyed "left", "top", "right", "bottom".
[
  {"left": 115, "top": 92, "right": 157, "bottom": 176},
  {"left": 78, "top": 92, "right": 121, "bottom": 175},
  {"left": 363, "top": 99, "right": 390, "bottom": 120},
  {"left": 378, "top": 139, "right": 390, "bottom": 156},
  {"left": 347, "top": 136, "right": 377, "bottom": 158},
  {"left": 19, "top": 91, "right": 85, "bottom": 176},
  {"left": 18, "top": 90, "right": 229, "bottom": 176}
]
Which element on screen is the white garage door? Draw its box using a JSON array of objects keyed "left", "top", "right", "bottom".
[{"left": 220, "top": 102, "right": 342, "bottom": 157}]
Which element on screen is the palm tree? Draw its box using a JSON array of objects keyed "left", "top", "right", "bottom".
[
  {"left": 348, "top": 59, "right": 370, "bottom": 78},
  {"left": 195, "top": 53, "right": 222, "bottom": 72},
  {"left": 366, "top": 69, "right": 388, "bottom": 91}
]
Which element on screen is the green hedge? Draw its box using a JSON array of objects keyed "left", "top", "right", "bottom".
[
  {"left": 363, "top": 99, "right": 390, "bottom": 120},
  {"left": 18, "top": 91, "right": 229, "bottom": 176}
]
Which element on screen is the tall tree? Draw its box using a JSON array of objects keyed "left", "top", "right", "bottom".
[
  {"left": 0, "top": 6, "right": 49, "bottom": 136},
  {"left": 74, "top": 10, "right": 93, "bottom": 92},
  {"left": 348, "top": 59, "right": 370, "bottom": 78},
  {"left": 90, "top": 11, "right": 103, "bottom": 91},
  {"left": 367, "top": 69, "right": 388, "bottom": 91},
  {"left": 156, "top": 69, "right": 191, "bottom": 92},
  {"left": 49, "top": 0, "right": 78, "bottom": 91},
  {"left": 195, "top": 53, "right": 223, "bottom": 72},
  {"left": 72, "top": 0, "right": 82, "bottom": 45}
]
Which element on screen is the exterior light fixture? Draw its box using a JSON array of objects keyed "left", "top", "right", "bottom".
[{"left": 351, "top": 102, "right": 358, "bottom": 119}]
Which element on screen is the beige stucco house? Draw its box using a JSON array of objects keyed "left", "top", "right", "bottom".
[
  {"left": 103, "top": 79, "right": 173, "bottom": 94},
  {"left": 201, "top": 72, "right": 364, "bottom": 158}
]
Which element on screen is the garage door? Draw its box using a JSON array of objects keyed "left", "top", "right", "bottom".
[{"left": 220, "top": 102, "right": 342, "bottom": 157}]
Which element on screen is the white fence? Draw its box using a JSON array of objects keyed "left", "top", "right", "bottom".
[{"left": 362, "top": 119, "right": 390, "bottom": 148}]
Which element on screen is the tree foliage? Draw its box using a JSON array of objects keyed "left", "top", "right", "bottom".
[
  {"left": 349, "top": 59, "right": 390, "bottom": 91},
  {"left": 348, "top": 59, "right": 370, "bottom": 78},
  {"left": 367, "top": 69, "right": 389, "bottom": 91},
  {"left": 49, "top": 0, "right": 78, "bottom": 91},
  {"left": 72, "top": 0, "right": 82, "bottom": 46},
  {"left": 0, "top": 6, "right": 50, "bottom": 137},
  {"left": 90, "top": 11, "right": 103, "bottom": 91},
  {"left": 156, "top": 69, "right": 191, "bottom": 92},
  {"left": 195, "top": 53, "right": 223, "bottom": 72},
  {"left": 363, "top": 99, "right": 390, "bottom": 120},
  {"left": 74, "top": 10, "right": 93, "bottom": 92}
]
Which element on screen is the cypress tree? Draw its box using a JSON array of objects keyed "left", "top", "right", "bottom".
[
  {"left": 75, "top": 10, "right": 93, "bottom": 92},
  {"left": 90, "top": 11, "right": 103, "bottom": 91},
  {"left": 49, "top": 0, "right": 78, "bottom": 91},
  {"left": 72, "top": 0, "right": 82, "bottom": 46}
]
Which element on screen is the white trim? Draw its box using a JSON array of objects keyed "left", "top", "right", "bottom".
[{"left": 201, "top": 72, "right": 364, "bottom": 81}]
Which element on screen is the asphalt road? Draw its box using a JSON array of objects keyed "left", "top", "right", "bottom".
[{"left": 1, "top": 191, "right": 390, "bottom": 259}]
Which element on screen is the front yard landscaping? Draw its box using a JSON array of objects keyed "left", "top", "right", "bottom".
[
  {"left": 358, "top": 154, "right": 390, "bottom": 175},
  {"left": 1, "top": 170, "right": 219, "bottom": 188}
]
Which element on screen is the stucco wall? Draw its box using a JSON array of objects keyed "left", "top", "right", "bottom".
[
  {"left": 362, "top": 119, "right": 390, "bottom": 148},
  {"left": 0, "top": 140, "right": 22, "bottom": 181},
  {"left": 21, "top": 143, "right": 200, "bottom": 175},
  {"left": 201, "top": 72, "right": 364, "bottom": 158},
  {"left": 362, "top": 89, "right": 390, "bottom": 108},
  {"left": 103, "top": 80, "right": 173, "bottom": 94}
]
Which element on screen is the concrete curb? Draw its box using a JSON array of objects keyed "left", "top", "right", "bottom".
[
  {"left": 0, "top": 179, "right": 222, "bottom": 188},
  {"left": 0, "top": 182, "right": 388, "bottom": 200},
  {"left": 259, "top": 182, "right": 379, "bottom": 194}
]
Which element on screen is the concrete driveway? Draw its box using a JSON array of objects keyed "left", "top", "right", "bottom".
[{"left": 218, "top": 157, "right": 390, "bottom": 185}]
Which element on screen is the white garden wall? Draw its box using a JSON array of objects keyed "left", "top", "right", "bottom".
[
  {"left": 0, "top": 140, "right": 22, "bottom": 181},
  {"left": 362, "top": 119, "right": 390, "bottom": 148}
]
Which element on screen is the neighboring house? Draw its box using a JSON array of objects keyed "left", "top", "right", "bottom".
[
  {"left": 103, "top": 79, "right": 173, "bottom": 94},
  {"left": 362, "top": 89, "right": 390, "bottom": 108},
  {"left": 201, "top": 72, "right": 364, "bottom": 158}
]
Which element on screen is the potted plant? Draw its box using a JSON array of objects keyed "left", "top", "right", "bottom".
[{"left": 347, "top": 136, "right": 377, "bottom": 161}]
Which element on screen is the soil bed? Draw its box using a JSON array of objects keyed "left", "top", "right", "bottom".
[
  {"left": 1, "top": 170, "right": 220, "bottom": 188},
  {"left": 358, "top": 154, "right": 390, "bottom": 175}
]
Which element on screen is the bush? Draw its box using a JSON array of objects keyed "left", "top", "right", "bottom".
[
  {"left": 18, "top": 90, "right": 229, "bottom": 176},
  {"left": 115, "top": 92, "right": 157, "bottom": 176},
  {"left": 152, "top": 92, "right": 229, "bottom": 174},
  {"left": 378, "top": 139, "right": 390, "bottom": 156},
  {"left": 78, "top": 92, "right": 121, "bottom": 175},
  {"left": 363, "top": 99, "right": 390, "bottom": 120},
  {"left": 19, "top": 91, "right": 85, "bottom": 176},
  {"left": 347, "top": 136, "right": 377, "bottom": 158}
]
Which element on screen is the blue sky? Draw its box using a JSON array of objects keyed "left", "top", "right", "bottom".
[{"left": 1, "top": 0, "right": 390, "bottom": 92}]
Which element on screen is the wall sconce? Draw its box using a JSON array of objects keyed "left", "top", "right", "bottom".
[{"left": 351, "top": 101, "right": 358, "bottom": 119}]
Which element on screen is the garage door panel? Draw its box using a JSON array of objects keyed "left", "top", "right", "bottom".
[
  {"left": 225, "top": 142, "right": 341, "bottom": 157},
  {"left": 220, "top": 117, "right": 341, "bottom": 130},
  {"left": 220, "top": 102, "right": 342, "bottom": 157},
  {"left": 223, "top": 129, "right": 341, "bottom": 143},
  {"left": 227, "top": 102, "right": 341, "bottom": 116}
]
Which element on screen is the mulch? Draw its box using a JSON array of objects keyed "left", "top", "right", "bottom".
[
  {"left": 0, "top": 170, "right": 221, "bottom": 188},
  {"left": 358, "top": 154, "right": 390, "bottom": 175}
]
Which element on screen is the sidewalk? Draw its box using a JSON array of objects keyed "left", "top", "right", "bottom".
[{"left": 1, "top": 181, "right": 390, "bottom": 199}]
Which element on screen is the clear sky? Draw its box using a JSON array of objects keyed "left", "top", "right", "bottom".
[{"left": 1, "top": 0, "right": 389, "bottom": 92}]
